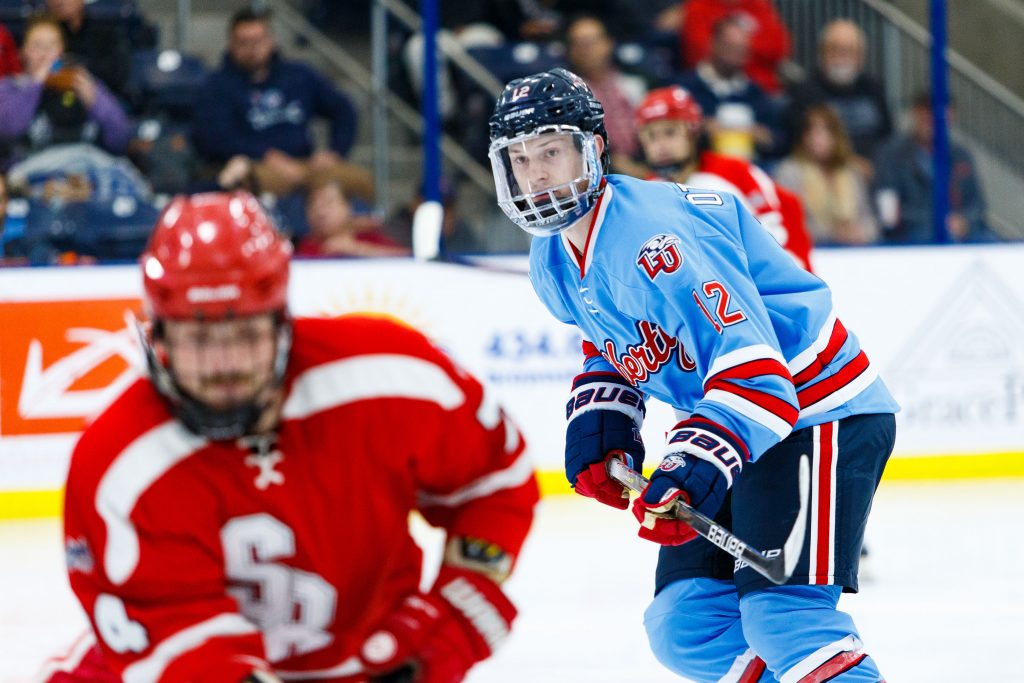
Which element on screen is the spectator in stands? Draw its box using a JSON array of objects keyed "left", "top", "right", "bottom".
[
  {"left": 0, "top": 22, "right": 21, "bottom": 77},
  {"left": 0, "top": 15, "right": 130, "bottom": 170},
  {"left": 679, "top": 0, "right": 790, "bottom": 95},
  {"left": 296, "top": 171, "right": 409, "bottom": 257},
  {"left": 193, "top": 6, "right": 371, "bottom": 200},
  {"left": 773, "top": 103, "right": 878, "bottom": 245},
  {"left": 874, "top": 92, "right": 993, "bottom": 244},
  {"left": 675, "top": 15, "right": 782, "bottom": 161},
  {"left": 46, "top": 0, "right": 131, "bottom": 97},
  {"left": 634, "top": 84, "right": 814, "bottom": 270},
  {"left": 566, "top": 14, "right": 647, "bottom": 173},
  {"left": 785, "top": 19, "right": 892, "bottom": 175}
]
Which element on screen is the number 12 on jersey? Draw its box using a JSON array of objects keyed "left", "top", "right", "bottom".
[{"left": 692, "top": 281, "right": 747, "bottom": 334}]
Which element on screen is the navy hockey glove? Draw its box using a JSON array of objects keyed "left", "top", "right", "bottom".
[
  {"left": 358, "top": 565, "right": 516, "bottom": 683},
  {"left": 565, "top": 372, "right": 645, "bottom": 509},
  {"left": 632, "top": 418, "right": 747, "bottom": 545}
]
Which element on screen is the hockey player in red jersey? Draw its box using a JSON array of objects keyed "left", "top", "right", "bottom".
[
  {"left": 635, "top": 85, "right": 815, "bottom": 272},
  {"left": 45, "top": 192, "right": 538, "bottom": 683}
]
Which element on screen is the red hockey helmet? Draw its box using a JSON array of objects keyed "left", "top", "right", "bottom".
[
  {"left": 635, "top": 86, "right": 704, "bottom": 134},
  {"left": 141, "top": 192, "right": 292, "bottom": 321}
]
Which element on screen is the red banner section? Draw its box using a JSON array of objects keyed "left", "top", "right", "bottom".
[{"left": 0, "top": 299, "right": 142, "bottom": 436}]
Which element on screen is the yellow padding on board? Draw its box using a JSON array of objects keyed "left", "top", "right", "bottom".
[
  {"left": 0, "top": 489, "right": 63, "bottom": 520},
  {"left": 882, "top": 452, "right": 1024, "bottom": 480},
  {"left": 2, "top": 453, "right": 1022, "bottom": 520}
]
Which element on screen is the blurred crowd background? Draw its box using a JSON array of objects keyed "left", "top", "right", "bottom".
[{"left": 0, "top": 0, "right": 1021, "bottom": 265}]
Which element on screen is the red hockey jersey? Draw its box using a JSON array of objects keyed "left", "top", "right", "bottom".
[{"left": 61, "top": 315, "right": 538, "bottom": 683}]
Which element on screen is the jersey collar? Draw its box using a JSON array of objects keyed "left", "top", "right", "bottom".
[{"left": 561, "top": 180, "right": 612, "bottom": 279}]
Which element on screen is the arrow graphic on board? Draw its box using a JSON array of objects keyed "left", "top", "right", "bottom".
[{"left": 18, "top": 325, "right": 141, "bottom": 420}]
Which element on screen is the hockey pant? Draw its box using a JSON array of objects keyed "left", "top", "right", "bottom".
[{"left": 644, "top": 578, "right": 882, "bottom": 682}]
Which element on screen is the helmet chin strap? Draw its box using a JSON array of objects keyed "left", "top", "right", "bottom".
[{"left": 140, "top": 315, "right": 293, "bottom": 441}]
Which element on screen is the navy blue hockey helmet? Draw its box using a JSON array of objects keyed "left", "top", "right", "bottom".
[{"left": 488, "top": 68, "right": 609, "bottom": 236}]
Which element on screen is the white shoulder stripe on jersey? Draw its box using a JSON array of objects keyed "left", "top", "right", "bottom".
[
  {"left": 780, "top": 634, "right": 864, "bottom": 683},
  {"left": 704, "top": 389, "right": 794, "bottom": 439},
  {"left": 798, "top": 365, "right": 879, "bottom": 419},
  {"left": 787, "top": 310, "right": 838, "bottom": 376},
  {"left": 705, "top": 344, "right": 788, "bottom": 385},
  {"left": 417, "top": 450, "right": 533, "bottom": 508},
  {"left": 278, "top": 657, "right": 363, "bottom": 679},
  {"left": 476, "top": 385, "right": 502, "bottom": 429},
  {"left": 503, "top": 415, "right": 522, "bottom": 454},
  {"left": 122, "top": 613, "right": 258, "bottom": 683},
  {"left": 97, "top": 421, "right": 208, "bottom": 585},
  {"left": 282, "top": 354, "right": 466, "bottom": 420},
  {"left": 748, "top": 163, "right": 781, "bottom": 206}
]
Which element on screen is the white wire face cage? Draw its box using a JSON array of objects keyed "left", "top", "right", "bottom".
[{"left": 488, "top": 126, "right": 603, "bottom": 237}]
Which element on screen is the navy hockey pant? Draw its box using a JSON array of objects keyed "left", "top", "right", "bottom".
[{"left": 644, "top": 413, "right": 896, "bottom": 682}]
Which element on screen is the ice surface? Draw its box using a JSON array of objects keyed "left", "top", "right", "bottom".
[{"left": 3, "top": 480, "right": 1022, "bottom": 682}]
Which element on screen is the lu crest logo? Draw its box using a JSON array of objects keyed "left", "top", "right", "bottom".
[
  {"left": 601, "top": 321, "right": 696, "bottom": 385},
  {"left": 637, "top": 234, "right": 683, "bottom": 280}
]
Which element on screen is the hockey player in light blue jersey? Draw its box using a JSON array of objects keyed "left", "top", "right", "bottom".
[{"left": 489, "top": 68, "right": 900, "bottom": 683}]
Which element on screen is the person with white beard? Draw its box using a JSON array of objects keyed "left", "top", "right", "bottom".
[{"left": 784, "top": 19, "right": 892, "bottom": 177}]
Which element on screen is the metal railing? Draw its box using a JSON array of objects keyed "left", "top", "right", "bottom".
[
  {"left": 273, "top": 0, "right": 1023, "bottom": 237},
  {"left": 269, "top": 0, "right": 498, "bottom": 214},
  {"left": 777, "top": 0, "right": 1024, "bottom": 236}
]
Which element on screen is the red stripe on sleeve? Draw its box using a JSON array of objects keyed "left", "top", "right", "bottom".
[
  {"left": 797, "top": 351, "right": 869, "bottom": 409},
  {"left": 793, "top": 320, "right": 849, "bottom": 386},
  {"left": 707, "top": 358, "right": 793, "bottom": 386},
  {"left": 581, "top": 340, "right": 601, "bottom": 359},
  {"left": 705, "top": 378, "right": 800, "bottom": 427}
]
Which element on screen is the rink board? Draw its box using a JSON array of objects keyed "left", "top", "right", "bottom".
[{"left": 2, "top": 245, "right": 1023, "bottom": 518}]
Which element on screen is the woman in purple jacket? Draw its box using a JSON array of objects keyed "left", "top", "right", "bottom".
[{"left": 0, "top": 14, "right": 130, "bottom": 170}]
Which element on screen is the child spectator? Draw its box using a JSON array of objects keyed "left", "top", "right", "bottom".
[{"left": 296, "top": 171, "right": 409, "bottom": 258}]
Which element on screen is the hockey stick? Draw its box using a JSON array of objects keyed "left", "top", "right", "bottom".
[{"left": 607, "top": 455, "right": 811, "bottom": 585}]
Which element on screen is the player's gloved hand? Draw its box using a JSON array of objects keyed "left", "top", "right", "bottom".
[
  {"left": 358, "top": 565, "right": 516, "bottom": 683},
  {"left": 632, "top": 419, "right": 745, "bottom": 545},
  {"left": 564, "top": 372, "right": 645, "bottom": 509}
]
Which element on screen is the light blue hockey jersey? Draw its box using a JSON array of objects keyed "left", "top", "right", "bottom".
[{"left": 529, "top": 174, "right": 899, "bottom": 462}]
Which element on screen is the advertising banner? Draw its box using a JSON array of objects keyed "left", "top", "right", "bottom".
[{"left": 2, "top": 245, "right": 1022, "bottom": 515}]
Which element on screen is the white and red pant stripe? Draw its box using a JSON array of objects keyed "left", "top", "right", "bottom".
[{"left": 808, "top": 421, "right": 839, "bottom": 585}]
